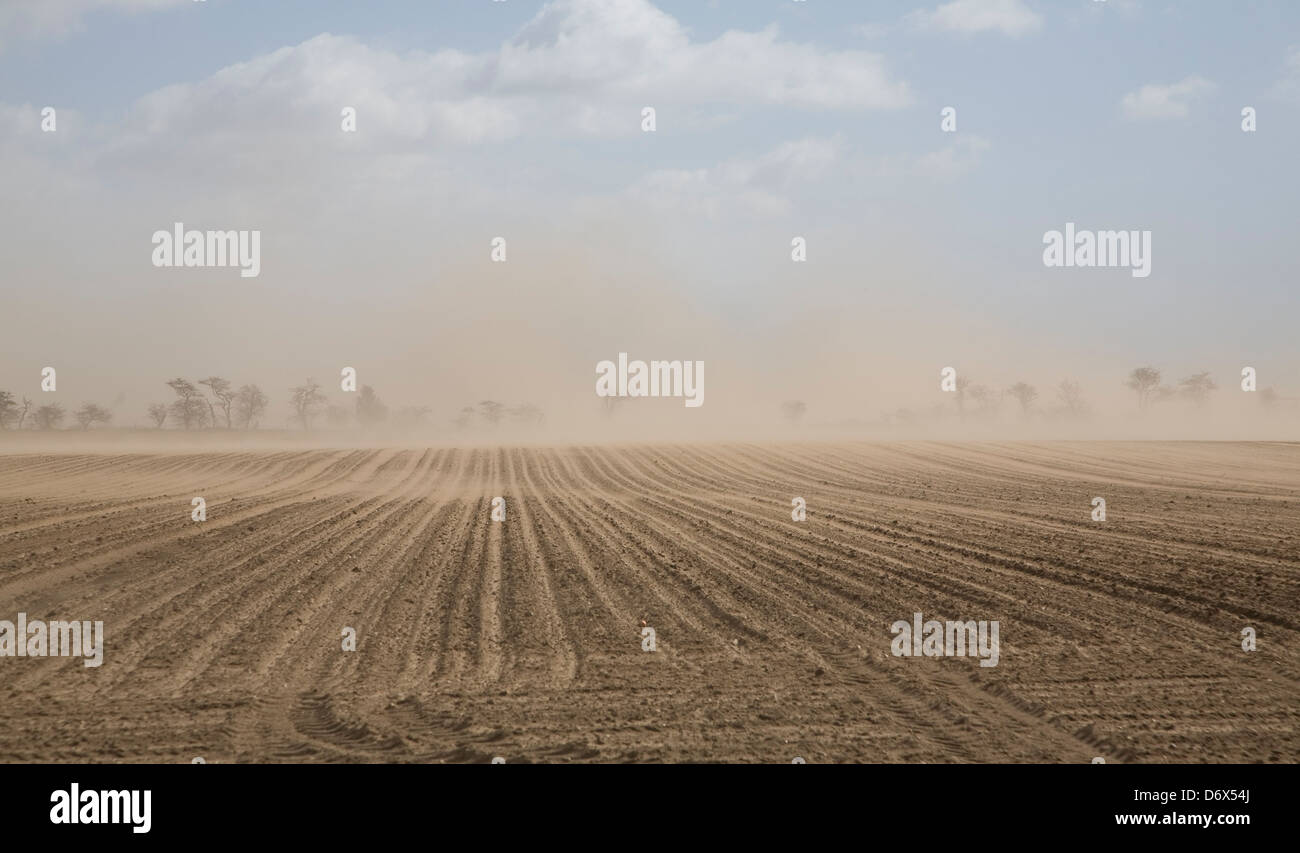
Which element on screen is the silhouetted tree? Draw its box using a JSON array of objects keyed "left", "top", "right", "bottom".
[
  {"left": 0, "top": 391, "right": 16, "bottom": 429},
  {"left": 1058, "top": 379, "right": 1087, "bottom": 418},
  {"left": 478, "top": 400, "right": 505, "bottom": 426},
  {"left": 289, "top": 380, "right": 328, "bottom": 430},
  {"left": 15, "top": 397, "right": 32, "bottom": 430},
  {"left": 74, "top": 403, "right": 112, "bottom": 430},
  {"left": 355, "top": 385, "right": 388, "bottom": 427},
  {"left": 1125, "top": 367, "right": 1161, "bottom": 411},
  {"left": 198, "top": 376, "right": 235, "bottom": 428},
  {"left": 1007, "top": 382, "right": 1038, "bottom": 416},
  {"left": 166, "top": 378, "right": 209, "bottom": 429},
  {"left": 147, "top": 403, "right": 168, "bottom": 428},
  {"left": 33, "top": 403, "right": 65, "bottom": 430},
  {"left": 968, "top": 384, "right": 998, "bottom": 415},
  {"left": 1179, "top": 371, "right": 1217, "bottom": 406},
  {"left": 234, "top": 384, "right": 268, "bottom": 429}
]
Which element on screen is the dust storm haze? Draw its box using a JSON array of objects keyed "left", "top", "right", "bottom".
[
  {"left": 1, "top": 1, "right": 1295, "bottom": 444},
  {"left": 3, "top": 214, "right": 1295, "bottom": 443},
  {"left": 1, "top": 0, "right": 1299, "bottom": 783}
]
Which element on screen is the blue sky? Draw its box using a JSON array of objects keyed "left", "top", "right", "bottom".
[{"left": 1, "top": 0, "right": 1298, "bottom": 426}]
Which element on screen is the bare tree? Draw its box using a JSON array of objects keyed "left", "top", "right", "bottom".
[
  {"left": 16, "top": 397, "right": 32, "bottom": 430},
  {"left": 781, "top": 400, "right": 807, "bottom": 425},
  {"left": 1179, "top": 371, "right": 1217, "bottom": 406},
  {"left": 166, "top": 378, "right": 209, "bottom": 429},
  {"left": 74, "top": 403, "right": 112, "bottom": 430},
  {"left": 478, "top": 400, "right": 505, "bottom": 427},
  {"left": 1125, "top": 367, "right": 1162, "bottom": 411},
  {"left": 33, "top": 403, "right": 65, "bottom": 430},
  {"left": 289, "top": 380, "right": 327, "bottom": 430},
  {"left": 1007, "top": 382, "right": 1038, "bottom": 417},
  {"left": 1057, "top": 380, "right": 1087, "bottom": 418},
  {"left": 355, "top": 385, "right": 388, "bottom": 427},
  {"left": 234, "top": 384, "right": 268, "bottom": 429},
  {"left": 147, "top": 403, "right": 168, "bottom": 428},
  {"left": 0, "top": 391, "right": 16, "bottom": 429},
  {"left": 198, "top": 376, "right": 235, "bottom": 428},
  {"left": 967, "top": 384, "right": 997, "bottom": 416}
]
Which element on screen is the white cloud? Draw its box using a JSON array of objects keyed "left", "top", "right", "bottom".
[
  {"left": 0, "top": 0, "right": 914, "bottom": 237},
  {"left": 502, "top": 0, "right": 908, "bottom": 110},
  {"left": 1269, "top": 45, "right": 1300, "bottom": 101},
  {"left": 624, "top": 132, "right": 989, "bottom": 219},
  {"left": 628, "top": 136, "right": 844, "bottom": 218},
  {"left": 0, "top": 0, "right": 186, "bottom": 50},
  {"left": 910, "top": 0, "right": 1043, "bottom": 38},
  {"left": 79, "top": 0, "right": 907, "bottom": 157},
  {"left": 1120, "top": 75, "right": 1215, "bottom": 120},
  {"left": 911, "top": 135, "right": 991, "bottom": 177}
]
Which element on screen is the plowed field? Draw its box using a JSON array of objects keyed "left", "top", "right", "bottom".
[{"left": 1, "top": 442, "right": 1297, "bottom": 762}]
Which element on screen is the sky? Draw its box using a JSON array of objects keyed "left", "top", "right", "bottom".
[{"left": 1, "top": 0, "right": 1297, "bottom": 435}]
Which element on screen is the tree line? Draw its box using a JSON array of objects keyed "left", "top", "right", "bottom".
[
  {"left": 150, "top": 377, "right": 390, "bottom": 431},
  {"left": 0, "top": 393, "right": 111, "bottom": 430},
  {"left": 1, "top": 377, "right": 326, "bottom": 431},
  {"left": 1, "top": 376, "right": 549, "bottom": 432},
  {"left": 2, "top": 366, "right": 1276, "bottom": 432}
]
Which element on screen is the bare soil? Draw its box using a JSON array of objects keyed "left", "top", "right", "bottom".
[{"left": 1, "top": 441, "right": 1296, "bottom": 763}]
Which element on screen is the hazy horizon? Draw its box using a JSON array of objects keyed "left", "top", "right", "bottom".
[{"left": 3, "top": 0, "right": 1298, "bottom": 441}]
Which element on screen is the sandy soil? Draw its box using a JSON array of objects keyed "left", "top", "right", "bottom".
[{"left": 0, "top": 441, "right": 1296, "bottom": 763}]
